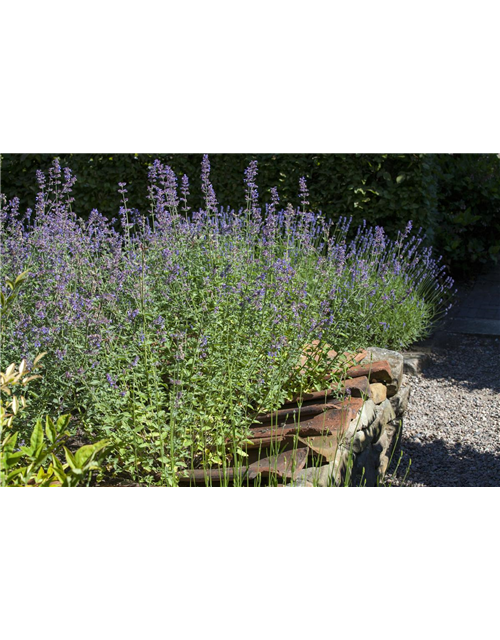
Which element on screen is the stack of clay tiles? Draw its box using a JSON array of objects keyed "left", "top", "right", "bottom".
[
  {"left": 182, "top": 343, "right": 409, "bottom": 487},
  {"left": 247, "top": 343, "right": 408, "bottom": 484}
]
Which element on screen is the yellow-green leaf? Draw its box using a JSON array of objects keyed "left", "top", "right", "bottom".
[
  {"left": 14, "top": 271, "right": 30, "bottom": 285},
  {"left": 36, "top": 466, "right": 46, "bottom": 483},
  {"left": 75, "top": 440, "right": 109, "bottom": 469},
  {"left": 33, "top": 352, "right": 47, "bottom": 368},
  {"left": 29, "top": 418, "right": 44, "bottom": 455},
  {"left": 56, "top": 414, "right": 71, "bottom": 433},
  {"left": 63, "top": 447, "right": 78, "bottom": 471},
  {"left": 51, "top": 457, "right": 67, "bottom": 485},
  {"left": 45, "top": 416, "right": 57, "bottom": 444}
]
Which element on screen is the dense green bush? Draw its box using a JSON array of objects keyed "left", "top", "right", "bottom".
[
  {"left": 1, "top": 158, "right": 454, "bottom": 485},
  {"left": 433, "top": 154, "right": 500, "bottom": 277}
]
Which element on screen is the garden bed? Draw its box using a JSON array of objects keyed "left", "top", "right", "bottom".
[{"left": 1, "top": 156, "right": 453, "bottom": 487}]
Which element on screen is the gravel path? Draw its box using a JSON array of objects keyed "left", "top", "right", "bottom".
[{"left": 386, "top": 335, "right": 500, "bottom": 486}]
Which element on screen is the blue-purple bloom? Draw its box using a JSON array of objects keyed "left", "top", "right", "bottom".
[
  {"left": 244, "top": 160, "right": 259, "bottom": 207},
  {"left": 201, "top": 154, "right": 218, "bottom": 213},
  {"left": 299, "top": 177, "right": 309, "bottom": 210}
]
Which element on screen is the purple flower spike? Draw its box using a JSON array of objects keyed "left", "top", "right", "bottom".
[
  {"left": 299, "top": 177, "right": 309, "bottom": 209},
  {"left": 244, "top": 160, "right": 259, "bottom": 207},
  {"left": 269, "top": 186, "right": 280, "bottom": 213},
  {"left": 164, "top": 166, "right": 179, "bottom": 209},
  {"left": 201, "top": 154, "right": 218, "bottom": 213},
  {"left": 181, "top": 174, "right": 190, "bottom": 214}
]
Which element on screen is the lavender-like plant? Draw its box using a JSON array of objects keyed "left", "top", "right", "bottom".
[{"left": 0, "top": 156, "right": 455, "bottom": 485}]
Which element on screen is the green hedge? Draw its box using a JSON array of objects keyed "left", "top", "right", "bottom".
[
  {"left": 2, "top": 153, "right": 499, "bottom": 277},
  {"left": 433, "top": 154, "right": 500, "bottom": 275}
]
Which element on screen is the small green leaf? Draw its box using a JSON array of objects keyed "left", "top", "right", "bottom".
[
  {"left": 51, "top": 454, "right": 65, "bottom": 472},
  {"left": 36, "top": 466, "right": 46, "bottom": 483},
  {"left": 51, "top": 456, "right": 68, "bottom": 485},
  {"left": 14, "top": 270, "right": 30, "bottom": 286},
  {"left": 6, "top": 467, "right": 24, "bottom": 483},
  {"left": 63, "top": 447, "right": 78, "bottom": 471},
  {"left": 33, "top": 442, "right": 47, "bottom": 466},
  {"left": 56, "top": 414, "right": 71, "bottom": 433},
  {"left": 74, "top": 444, "right": 96, "bottom": 469},
  {"left": 52, "top": 467, "right": 68, "bottom": 484},
  {"left": 2, "top": 431, "right": 18, "bottom": 455},
  {"left": 3, "top": 451, "right": 24, "bottom": 468},
  {"left": 45, "top": 415, "right": 57, "bottom": 444},
  {"left": 29, "top": 418, "right": 44, "bottom": 454}
]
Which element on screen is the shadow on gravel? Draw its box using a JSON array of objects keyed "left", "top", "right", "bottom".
[
  {"left": 392, "top": 328, "right": 500, "bottom": 486},
  {"left": 390, "top": 438, "right": 500, "bottom": 487},
  {"left": 411, "top": 334, "right": 500, "bottom": 394}
]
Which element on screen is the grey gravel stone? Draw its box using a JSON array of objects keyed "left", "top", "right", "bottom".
[{"left": 385, "top": 335, "right": 500, "bottom": 487}]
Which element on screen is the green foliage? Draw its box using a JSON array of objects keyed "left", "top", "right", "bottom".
[
  {"left": 0, "top": 270, "right": 31, "bottom": 320},
  {"left": 433, "top": 154, "right": 500, "bottom": 277},
  {"left": 0, "top": 356, "right": 109, "bottom": 487}
]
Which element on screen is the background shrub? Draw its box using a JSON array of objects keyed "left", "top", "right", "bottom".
[{"left": 432, "top": 154, "right": 500, "bottom": 277}]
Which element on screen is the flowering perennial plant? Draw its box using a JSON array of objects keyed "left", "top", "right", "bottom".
[{"left": 0, "top": 157, "right": 455, "bottom": 484}]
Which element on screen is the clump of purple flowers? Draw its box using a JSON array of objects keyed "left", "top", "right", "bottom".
[{"left": 1, "top": 157, "right": 455, "bottom": 483}]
